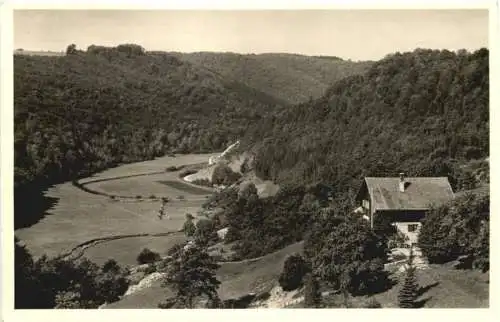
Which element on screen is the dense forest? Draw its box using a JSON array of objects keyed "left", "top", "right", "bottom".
[
  {"left": 244, "top": 48, "right": 489, "bottom": 202},
  {"left": 170, "top": 52, "right": 372, "bottom": 104},
  {"left": 14, "top": 44, "right": 286, "bottom": 228}
]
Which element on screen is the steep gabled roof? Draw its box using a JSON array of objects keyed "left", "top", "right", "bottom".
[{"left": 363, "top": 177, "right": 454, "bottom": 211}]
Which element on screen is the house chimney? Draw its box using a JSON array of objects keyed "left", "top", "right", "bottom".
[{"left": 399, "top": 172, "right": 406, "bottom": 192}]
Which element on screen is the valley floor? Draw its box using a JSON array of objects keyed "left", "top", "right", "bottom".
[
  {"left": 15, "top": 153, "right": 217, "bottom": 262},
  {"left": 15, "top": 153, "right": 489, "bottom": 309}
]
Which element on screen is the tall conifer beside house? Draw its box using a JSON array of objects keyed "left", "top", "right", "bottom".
[{"left": 398, "top": 247, "right": 419, "bottom": 308}]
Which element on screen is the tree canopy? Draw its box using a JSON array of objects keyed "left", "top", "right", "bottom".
[{"left": 245, "top": 48, "right": 489, "bottom": 200}]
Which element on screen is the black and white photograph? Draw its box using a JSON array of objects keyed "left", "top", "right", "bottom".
[{"left": 2, "top": 2, "right": 496, "bottom": 315}]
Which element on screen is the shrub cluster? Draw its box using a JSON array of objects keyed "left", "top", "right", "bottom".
[
  {"left": 418, "top": 193, "right": 489, "bottom": 271},
  {"left": 15, "top": 239, "right": 129, "bottom": 309},
  {"left": 137, "top": 248, "right": 161, "bottom": 265}
]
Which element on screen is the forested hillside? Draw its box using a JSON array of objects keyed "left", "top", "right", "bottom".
[
  {"left": 14, "top": 44, "right": 285, "bottom": 228},
  {"left": 244, "top": 48, "right": 489, "bottom": 202},
  {"left": 169, "top": 52, "right": 372, "bottom": 104},
  {"left": 14, "top": 46, "right": 489, "bottom": 223}
]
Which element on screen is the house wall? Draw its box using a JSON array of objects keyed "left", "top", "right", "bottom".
[
  {"left": 370, "top": 192, "right": 377, "bottom": 228},
  {"left": 374, "top": 209, "right": 426, "bottom": 246},
  {"left": 372, "top": 210, "right": 425, "bottom": 245},
  {"left": 362, "top": 199, "right": 370, "bottom": 210},
  {"left": 394, "top": 221, "right": 421, "bottom": 246}
]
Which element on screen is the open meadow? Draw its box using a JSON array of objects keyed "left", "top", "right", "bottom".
[
  {"left": 15, "top": 153, "right": 217, "bottom": 263},
  {"left": 82, "top": 234, "right": 188, "bottom": 266},
  {"left": 307, "top": 263, "right": 490, "bottom": 309}
]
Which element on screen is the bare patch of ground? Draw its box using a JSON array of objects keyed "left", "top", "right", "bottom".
[{"left": 104, "top": 241, "right": 304, "bottom": 308}]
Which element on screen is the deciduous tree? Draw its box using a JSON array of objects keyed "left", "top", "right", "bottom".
[{"left": 161, "top": 244, "right": 221, "bottom": 308}]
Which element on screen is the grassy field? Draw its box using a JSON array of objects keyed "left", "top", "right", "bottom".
[
  {"left": 287, "top": 263, "right": 489, "bottom": 309},
  {"left": 82, "top": 233, "right": 187, "bottom": 266},
  {"left": 15, "top": 154, "right": 216, "bottom": 260},
  {"left": 105, "top": 241, "right": 304, "bottom": 308},
  {"left": 79, "top": 154, "right": 217, "bottom": 183},
  {"left": 157, "top": 180, "right": 212, "bottom": 195},
  {"left": 366, "top": 263, "right": 489, "bottom": 308}
]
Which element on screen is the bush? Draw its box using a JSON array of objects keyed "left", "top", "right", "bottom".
[
  {"left": 278, "top": 254, "right": 310, "bottom": 291},
  {"left": 418, "top": 193, "right": 489, "bottom": 266},
  {"left": 55, "top": 291, "right": 81, "bottom": 308},
  {"left": 211, "top": 164, "right": 241, "bottom": 186},
  {"left": 182, "top": 217, "right": 196, "bottom": 237},
  {"left": 418, "top": 204, "right": 461, "bottom": 263},
  {"left": 143, "top": 263, "right": 157, "bottom": 275},
  {"left": 471, "top": 219, "right": 489, "bottom": 272},
  {"left": 194, "top": 219, "right": 219, "bottom": 245},
  {"left": 240, "top": 157, "right": 253, "bottom": 174},
  {"left": 455, "top": 169, "right": 478, "bottom": 191},
  {"left": 15, "top": 242, "right": 129, "bottom": 309},
  {"left": 387, "top": 231, "right": 409, "bottom": 249},
  {"left": 102, "top": 259, "right": 122, "bottom": 274},
  {"left": 136, "top": 248, "right": 161, "bottom": 265},
  {"left": 310, "top": 215, "right": 391, "bottom": 296},
  {"left": 167, "top": 243, "right": 186, "bottom": 258},
  {"left": 223, "top": 184, "right": 317, "bottom": 259},
  {"left": 161, "top": 243, "right": 221, "bottom": 308}
]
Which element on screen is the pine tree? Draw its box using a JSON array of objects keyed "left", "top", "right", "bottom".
[
  {"left": 398, "top": 247, "right": 419, "bottom": 308},
  {"left": 304, "top": 273, "right": 322, "bottom": 308}
]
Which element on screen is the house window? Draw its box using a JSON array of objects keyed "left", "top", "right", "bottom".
[{"left": 407, "top": 224, "right": 419, "bottom": 232}]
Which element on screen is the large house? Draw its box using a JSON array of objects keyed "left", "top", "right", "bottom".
[{"left": 355, "top": 173, "right": 455, "bottom": 245}]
